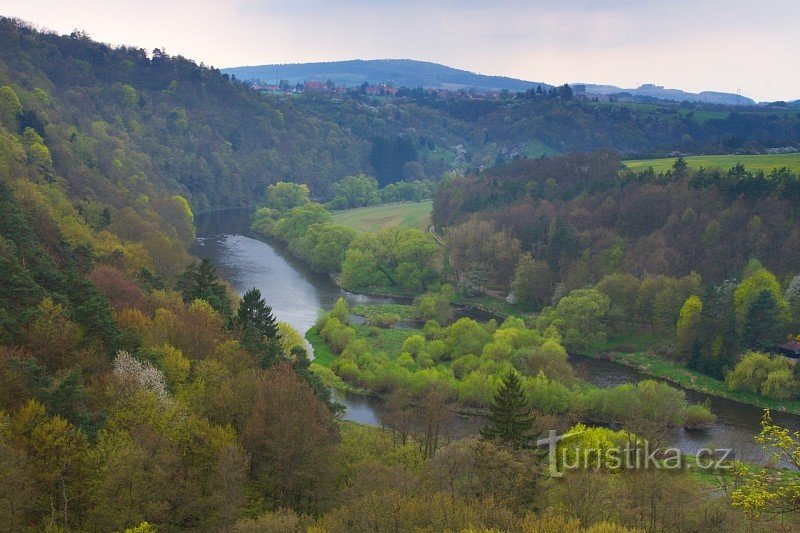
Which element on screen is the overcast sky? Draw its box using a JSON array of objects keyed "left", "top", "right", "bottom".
[{"left": 2, "top": 0, "right": 798, "bottom": 102}]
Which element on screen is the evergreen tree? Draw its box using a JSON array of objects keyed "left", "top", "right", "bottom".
[
  {"left": 234, "top": 288, "right": 280, "bottom": 367},
  {"left": 741, "top": 290, "right": 787, "bottom": 350},
  {"left": 480, "top": 370, "right": 536, "bottom": 448},
  {"left": 234, "top": 288, "right": 279, "bottom": 339},
  {"left": 176, "top": 258, "right": 232, "bottom": 318}
]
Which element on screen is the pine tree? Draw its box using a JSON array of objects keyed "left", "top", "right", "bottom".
[
  {"left": 176, "top": 258, "right": 232, "bottom": 318},
  {"left": 480, "top": 370, "right": 536, "bottom": 448},
  {"left": 741, "top": 290, "right": 787, "bottom": 350},
  {"left": 234, "top": 288, "right": 278, "bottom": 339},
  {"left": 234, "top": 288, "right": 280, "bottom": 367}
]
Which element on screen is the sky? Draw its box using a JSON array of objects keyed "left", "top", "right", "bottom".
[{"left": 2, "top": 0, "right": 798, "bottom": 102}]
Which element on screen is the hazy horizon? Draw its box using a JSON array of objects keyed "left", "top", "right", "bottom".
[{"left": 1, "top": 0, "right": 798, "bottom": 102}]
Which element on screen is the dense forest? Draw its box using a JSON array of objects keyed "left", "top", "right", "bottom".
[{"left": 3, "top": 16, "right": 800, "bottom": 532}]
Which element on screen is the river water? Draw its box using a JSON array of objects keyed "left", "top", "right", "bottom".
[{"left": 195, "top": 209, "right": 800, "bottom": 462}]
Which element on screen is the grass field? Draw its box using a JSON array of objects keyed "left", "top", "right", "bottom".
[
  {"left": 330, "top": 200, "right": 432, "bottom": 232},
  {"left": 624, "top": 152, "right": 800, "bottom": 174}
]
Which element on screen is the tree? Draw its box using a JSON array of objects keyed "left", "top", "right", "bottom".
[
  {"left": 733, "top": 268, "right": 789, "bottom": 336},
  {"left": 676, "top": 295, "right": 703, "bottom": 357},
  {"left": 0, "top": 85, "right": 22, "bottom": 126},
  {"left": 329, "top": 174, "right": 380, "bottom": 209},
  {"left": 732, "top": 411, "right": 800, "bottom": 522},
  {"left": 176, "top": 258, "right": 232, "bottom": 319},
  {"left": 340, "top": 227, "right": 437, "bottom": 293},
  {"left": 741, "top": 290, "right": 788, "bottom": 350},
  {"left": 233, "top": 288, "right": 280, "bottom": 366},
  {"left": 265, "top": 182, "right": 310, "bottom": 213},
  {"left": 242, "top": 364, "right": 339, "bottom": 512},
  {"left": 537, "top": 289, "right": 610, "bottom": 351},
  {"left": 480, "top": 371, "right": 536, "bottom": 448},
  {"left": 512, "top": 253, "right": 554, "bottom": 309}
]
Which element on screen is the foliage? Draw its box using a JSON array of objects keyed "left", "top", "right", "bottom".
[
  {"left": 176, "top": 258, "right": 233, "bottom": 319},
  {"left": 265, "top": 181, "right": 310, "bottom": 212},
  {"left": 726, "top": 351, "right": 799, "bottom": 400},
  {"left": 328, "top": 174, "right": 381, "bottom": 209},
  {"left": 732, "top": 410, "right": 800, "bottom": 522},
  {"left": 340, "top": 227, "right": 438, "bottom": 294},
  {"left": 537, "top": 289, "right": 610, "bottom": 351},
  {"left": 676, "top": 295, "right": 703, "bottom": 357},
  {"left": 480, "top": 370, "right": 536, "bottom": 447}
]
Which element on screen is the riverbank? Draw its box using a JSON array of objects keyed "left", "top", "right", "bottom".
[{"left": 578, "top": 346, "right": 800, "bottom": 416}]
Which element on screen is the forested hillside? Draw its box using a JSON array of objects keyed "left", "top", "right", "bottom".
[
  {"left": 3, "top": 17, "right": 798, "bottom": 217},
  {"left": 434, "top": 152, "right": 800, "bottom": 286}
]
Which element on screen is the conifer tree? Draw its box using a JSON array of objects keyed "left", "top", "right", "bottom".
[
  {"left": 480, "top": 370, "right": 536, "bottom": 448},
  {"left": 234, "top": 288, "right": 280, "bottom": 367},
  {"left": 176, "top": 258, "right": 232, "bottom": 318}
]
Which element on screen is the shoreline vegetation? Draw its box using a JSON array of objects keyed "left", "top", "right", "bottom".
[
  {"left": 247, "top": 206, "right": 800, "bottom": 417},
  {"left": 576, "top": 347, "right": 800, "bottom": 415}
]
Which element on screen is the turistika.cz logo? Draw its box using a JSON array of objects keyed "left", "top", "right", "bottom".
[{"left": 536, "top": 429, "right": 734, "bottom": 477}]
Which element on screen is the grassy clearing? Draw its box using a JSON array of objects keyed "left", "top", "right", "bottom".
[
  {"left": 306, "top": 328, "right": 336, "bottom": 367},
  {"left": 353, "top": 323, "right": 416, "bottom": 359},
  {"left": 580, "top": 337, "right": 800, "bottom": 415},
  {"left": 330, "top": 200, "right": 432, "bottom": 232},
  {"left": 352, "top": 303, "right": 419, "bottom": 321},
  {"left": 624, "top": 152, "right": 800, "bottom": 174}
]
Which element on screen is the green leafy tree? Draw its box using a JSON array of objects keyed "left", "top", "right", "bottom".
[
  {"left": 480, "top": 371, "right": 536, "bottom": 448},
  {"left": 0, "top": 85, "right": 22, "bottom": 126},
  {"left": 676, "top": 295, "right": 703, "bottom": 356},
  {"left": 329, "top": 174, "right": 380, "bottom": 209},
  {"left": 733, "top": 268, "right": 789, "bottom": 335},
  {"left": 266, "top": 182, "right": 310, "bottom": 212},
  {"left": 512, "top": 253, "right": 554, "bottom": 309}
]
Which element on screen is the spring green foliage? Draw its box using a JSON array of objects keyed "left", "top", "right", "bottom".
[
  {"left": 341, "top": 227, "right": 438, "bottom": 294},
  {"left": 537, "top": 289, "right": 610, "bottom": 351},
  {"left": 328, "top": 174, "right": 381, "bottom": 209},
  {"left": 732, "top": 411, "right": 800, "bottom": 520},
  {"left": 265, "top": 181, "right": 310, "bottom": 212},
  {"left": 733, "top": 268, "right": 789, "bottom": 336},
  {"left": 726, "top": 352, "right": 799, "bottom": 400},
  {"left": 676, "top": 295, "right": 703, "bottom": 356}
]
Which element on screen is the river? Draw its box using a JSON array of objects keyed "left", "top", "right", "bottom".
[{"left": 195, "top": 209, "right": 800, "bottom": 461}]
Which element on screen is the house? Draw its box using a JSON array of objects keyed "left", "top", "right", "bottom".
[
  {"left": 303, "top": 81, "right": 327, "bottom": 92},
  {"left": 777, "top": 341, "right": 800, "bottom": 358}
]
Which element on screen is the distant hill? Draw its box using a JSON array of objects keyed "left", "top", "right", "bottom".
[
  {"left": 223, "top": 59, "right": 547, "bottom": 92},
  {"left": 580, "top": 83, "right": 755, "bottom": 106},
  {"left": 224, "top": 59, "right": 755, "bottom": 105}
]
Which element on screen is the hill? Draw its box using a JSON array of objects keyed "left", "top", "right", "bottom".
[
  {"left": 223, "top": 59, "right": 547, "bottom": 92},
  {"left": 582, "top": 83, "right": 755, "bottom": 106},
  {"left": 224, "top": 59, "right": 754, "bottom": 104}
]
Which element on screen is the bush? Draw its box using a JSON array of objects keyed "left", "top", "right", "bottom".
[
  {"left": 369, "top": 313, "right": 400, "bottom": 328},
  {"left": 683, "top": 403, "right": 716, "bottom": 429},
  {"left": 726, "top": 351, "right": 798, "bottom": 399}
]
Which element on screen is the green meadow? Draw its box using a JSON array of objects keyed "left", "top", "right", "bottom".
[
  {"left": 330, "top": 200, "right": 432, "bottom": 233},
  {"left": 624, "top": 152, "right": 800, "bottom": 173}
]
